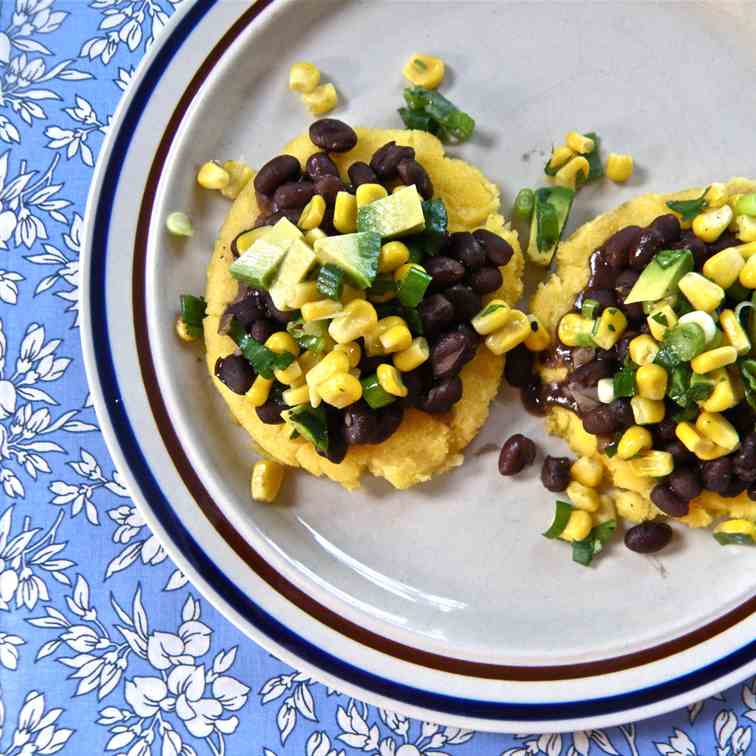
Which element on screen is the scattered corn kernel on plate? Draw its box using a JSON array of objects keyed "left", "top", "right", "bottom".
[{"left": 80, "top": 0, "right": 756, "bottom": 734}]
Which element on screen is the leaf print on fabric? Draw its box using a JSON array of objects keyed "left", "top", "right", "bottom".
[
  {"left": 655, "top": 728, "right": 699, "bottom": 756},
  {"left": 0, "top": 690, "right": 73, "bottom": 754},
  {"left": 0, "top": 630, "right": 25, "bottom": 669},
  {"left": 44, "top": 94, "right": 107, "bottom": 166}
]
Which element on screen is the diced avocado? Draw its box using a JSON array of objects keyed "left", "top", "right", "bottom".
[
  {"left": 265, "top": 217, "right": 304, "bottom": 247},
  {"left": 404, "top": 198, "right": 448, "bottom": 260},
  {"left": 282, "top": 404, "right": 328, "bottom": 452},
  {"left": 356, "top": 185, "right": 426, "bottom": 240},
  {"left": 526, "top": 187, "right": 575, "bottom": 266},
  {"left": 229, "top": 238, "right": 290, "bottom": 288},
  {"left": 625, "top": 249, "right": 693, "bottom": 304},
  {"left": 267, "top": 238, "right": 317, "bottom": 310},
  {"left": 314, "top": 232, "right": 381, "bottom": 289}
]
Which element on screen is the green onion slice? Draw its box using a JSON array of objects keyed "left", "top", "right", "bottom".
[
  {"left": 714, "top": 531, "right": 755, "bottom": 546},
  {"left": 581, "top": 298, "right": 601, "bottom": 320},
  {"left": 513, "top": 188, "right": 535, "bottom": 223},
  {"left": 179, "top": 294, "right": 206, "bottom": 337},
  {"left": 396, "top": 264, "right": 432, "bottom": 308},
  {"left": 572, "top": 520, "right": 617, "bottom": 567},
  {"left": 536, "top": 201, "right": 560, "bottom": 252},
  {"left": 228, "top": 319, "right": 294, "bottom": 378},
  {"left": 361, "top": 374, "right": 397, "bottom": 409},
  {"left": 543, "top": 500, "right": 573, "bottom": 539},
  {"left": 316, "top": 263, "right": 344, "bottom": 300}
]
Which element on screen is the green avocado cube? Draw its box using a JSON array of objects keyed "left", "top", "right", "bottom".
[
  {"left": 625, "top": 249, "right": 694, "bottom": 304},
  {"left": 356, "top": 185, "right": 426, "bottom": 239},
  {"left": 313, "top": 232, "right": 381, "bottom": 289},
  {"left": 229, "top": 238, "right": 290, "bottom": 289},
  {"left": 267, "top": 238, "right": 317, "bottom": 310}
]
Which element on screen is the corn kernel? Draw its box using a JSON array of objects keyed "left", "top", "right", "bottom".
[
  {"left": 631, "top": 397, "right": 665, "bottom": 425},
  {"left": 356, "top": 182, "right": 388, "bottom": 208},
  {"left": 175, "top": 316, "right": 199, "bottom": 342},
  {"left": 566, "top": 480, "right": 600, "bottom": 512},
  {"left": 328, "top": 300, "right": 378, "bottom": 344},
  {"left": 555, "top": 156, "right": 590, "bottom": 190},
  {"left": 304, "top": 227, "right": 327, "bottom": 246},
  {"left": 647, "top": 304, "right": 677, "bottom": 341},
  {"left": 617, "top": 426, "right": 653, "bottom": 460},
  {"left": 220, "top": 160, "right": 253, "bottom": 200},
  {"left": 306, "top": 350, "right": 350, "bottom": 392},
  {"left": 675, "top": 421, "right": 729, "bottom": 460},
  {"left": 565, "top": 131, "right": 595, "bottom": 155},
  {"left": 402, "top": 53, "right": 445, "bottom": 89},
  {"left": 196, "top": 160, "right": 230, "bottom": 190},
  {"left": 251, "top": 459, "right": 285, "bottom": 503},
  {"left": 265, "top": 331, "right": 300, "bottom": 357},
  {"left": 731, "top": 241, "right": 756, "bottom": 259},
  {"left": 379, "top": 323, "right": 413, "bottom": 353},
  {"left": 340, "top": 284, "right": 365, "bottom": 305},
  {"left": 571, "top": 456, "right": 603, "bottom": 488},
  {"left": 301, "top": 82, "right": 337, "bottom": 115},
  {"left": 166, "top": 211, "right": 193, "bottom": 237},
  {"left": 628, "top": 335, "right": 659, "bottom": 366},
  {"left": 283, "top": 383, "right": 310, "bottom": 406},
  {"left": 629, "top": 451, "right": 674, "bottom": 478},
  {"left": 595, "top": 493, "right": 616, "bottom": 524},
  {"left": 333, "top": 191, "right": 357, "bottom": 233},
  {"left": 378, "top": 241, "right": 410, "bottom": 273},
  {"left": 472, "top": 299, "right": 510, "bottom": 335},
  {"left": 736, "top": 215, "right": 756, "bottom": 243},
  {"left": 524, "top": 314, "right": 551, "bottom": 352},
  {"left": 714, "top": 519, "right": 756, "bottom": 539},
  {"left": 696, "top": 411, "right": 739, "bottom": 451},
  {"left": 720, "top": 310, "right": 751, "bottom": 355},
  {"left": 301, "top": 299, "right": 343, "bottom": 322},
  {"left": 558, "top": 313, "right": 596, "bottom": 347},
  {"left": 317, "top": 372, "right": 363, "bottom": 408},
  {"left": 289, "top": 62, "right": 320, "bottom": 93},
  {"left": 613, "top": 489, "right": 652, "bottom": 524},
  {"left": 546, "top": 145, "right": 575, "bottom": 173},
  {"left": 705, "top": 182, "right": 729, "bottom": 209},
  {"left": 636, "top": 363, "right": 667, "bottom": 400},
  {"left": 739, "top": 254, "right": 756, "bottom": 289},
  {"left": 334, "top": 341, "right": 361, "bottom": 368},
  {"left": 364, "top": 316, "right": 404, "bottom": 356},
  {"left": 377, "top": 363, "right": 408, "bottom": 397},
  {"left": 678, "top": 272, "right": 725, "bottom": 313},
  {"left": 393, "top": 336, "right": 430, "bottom": 372},
  {"left": 560, "top": 509, "right": 593, "bottom": 542},
  {"left": 691, "top": 346, "right": 737, "bottom": 374},
  {"left": 703, "top": 246, "right": 745, "bottom": 289},
  {"left": 246, "top": 376, "right": 273, "bottom": 407},
  {"left": 606, "top": 153, "right": 634, "bottom": 183},
  {"left": 692, "top": 205, "right": 733, "bottom": 243},
  {"left": 288, "top": 281, "right": 320, "bottom": 309},
  {"left": 485, "top": 310, "right": 531, "bottom": 355},
  {"left": 297, "top": 195, "right": 326, "bottom": 230},
  {"left": 592, "top": 307, "right": 627, "bottom": 350},
  {"left": 701, "top": 369, "right": 740, "bottom": 412}
]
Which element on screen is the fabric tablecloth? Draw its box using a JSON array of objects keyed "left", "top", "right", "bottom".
[{"left": 0, "top": 1, "right": 753, "bottom": 753}]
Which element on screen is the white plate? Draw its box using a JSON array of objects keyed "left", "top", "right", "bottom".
[{"left": 80, "top": 0, "right": 756, "bottom": 733}]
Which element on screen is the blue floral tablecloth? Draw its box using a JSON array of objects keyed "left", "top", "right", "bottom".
[{"left": 0, "top": 1, "right": 753, "bottom": 754}]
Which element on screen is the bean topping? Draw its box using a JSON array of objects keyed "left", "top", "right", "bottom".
[
  {"left": 447, "top": 232, "right": 486, "bottom": 270},
  {"left": 473, "top": 229, "right": 513, "bottom": 266},
  {"left": 425, "top": 256, "right": 465, "bottom": 291},
  {"left": 499, "top": 434, "right": 537, "bottom": 476},
  {"left": 419, "top": 376, "right": 463, "bottom": 413},
  {"left": 541, "top": 456, "right": 572, "bottom": 492},
  {"left": 418, "top": 293, "right": 455, "bottom": 337},
  {"left": 256, "top": 397, "right": 287, "bottom": 425},
  {"left": 309, "top": 118, "right": 358, "bottom": 153},
  {"left": 273, "top": 180, "right": 315, "bottom": 210},
  {"left": 249, "top": 319, "right": 277, "bottom": 344},
  {"left": 649, "top": 213, "right": 681, "bottom": 245},
  {"left": 370, "top": 402, "right": 404, "bottom": 444},
  {"left": 370, "top": 141, "right": 415, "bottom": 179},
  {"left": 444, "top": 284, "right": 482, "bottom": 322},
  {"left": 470, "top": 266, "right": 503, "bottom": 294},
  {"left": 701, "top": 458, "right": 733, "bottom": 494},
  {"left": 319, "top": 407, "right": 347, "bottom": 463},
  {"left": 581, "top": 404, "right": 621, "bottom": 435},
  {"left": 214, "top": 355, "right": 254, "bottom": 395},
  {"left": 347, "top": 161, "right": 378, "bottom": 187},
  {"left": 396, "top": 158, "right": 434, "bottom": 199},
  {"left": 628, "top": 228, "right": 664, "bottom": 270},
  {"left": 224, "top": 288, "right": 266, "bottom": 329},
  {"left": 254, "top": 154, "right": 300, "bottom": 195},
  {"left": 263, "top": 291, "right": 297, "bottom": 324},
  {"left": 306, "top": 151, "right": 339, "bottom": 179},
  {"left": 650, "top": 483, "right": 689, "bottom": 517},
  {"left": 431, "top": 331, "right": 472, "bottom": 379},
  {"left": 504, "top": 344, "right": 534, "bottom": 388},
  {"left": 313, "top": 174, "right": 346, "bottom": 204},
  {"left": 625, "top": 522, "right": 673, "bottom": 553},
  {"left": 667, "top": 467, "right": 702, "bottom": 501},
  {"left": 602, "top": 225, "right": 642, "bottom": 270}
]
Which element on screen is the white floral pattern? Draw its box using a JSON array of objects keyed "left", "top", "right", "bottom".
[{"left": 0, "top": 0, "right": 753, "bottom": 753}]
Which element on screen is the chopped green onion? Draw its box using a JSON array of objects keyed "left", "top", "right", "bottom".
[
  {"left": 613, "top": 363, "right": 636, "bottom": 398},
  {"left": 735, "top": 300, "right": 754, "bottom": 324},
  {"left": 581, "top": 132, "right": 604, "bottom": 184},
  {"left": 735, "top": 193, "right": 756, "bottom": 217},
  {"left": 401, "top": 86, "right": 475, "bottom": 142},
  {"left": 536, "top": 201, "right": 560, "bottom": 252},
  {"left": 604, "top": 442, "right": 619, "bottom": 458},
  {"left": 166, "top": 211, "right": 194, "bottom": 237},
  {"left": 739, "top": 359, "right": 756, "bottom": 411},
  {"left": 316, "top": 263, "right": 344, "bottom": 300},
  {"left": 543, "top": 500, "right": 573, "bottom": 539},
  {"left": 179, "top": 294, "right": 206, "bottom": 337},
  {"left": 361, "top": 374, "right": 397, "bottom": 409},
  {"left": 714, "top": 531, "right": 755, "bottom": 546},
  {"left": 287, "top": 319, "right": 328, "bottom": 353},
  {"left": 285, "top": 404, "right": 328, "bottom": 452},
  {"left": 374, "top": 300, "right": 404, "bottom": 320},
  {"left": 368, "top": 272, "right": 397, "bottom": 301},
  {"left": 403, "top": 307, "right": 424, "bottom": 336},
  {"left": 572, "top": 520, "right": 617, "bottom": 567},
  {"left": 581, "top": 298, "right": 601, "bottom": 320},
  {"left": 666, "top": 188, "right": 709, "bottom": 223},
  {"left": 228, "top": 319, "right": 294, "bottom": 378},
  {"left": 396, "top": 264, "right": 432, "bottom": 308},
  {"left": 398, "top": 107, "right": 437, "bottom": 133},
  {"left": 513, "top": 188, "right": 535, "bottom": 223},
  {"left": 421, "top": 198, "right": 448, "bottom": 242}
]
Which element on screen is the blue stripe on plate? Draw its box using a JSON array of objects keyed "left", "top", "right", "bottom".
[{"left": 88, "top": 0, "right": 755, "bottom": 722}]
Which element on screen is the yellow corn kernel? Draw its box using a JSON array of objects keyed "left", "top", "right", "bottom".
[
  {"left": 705, "top": 182, "right": 729, "bottom": 209},
  {"left": 274, "top": 359, "right": 303, "bottom": 386},
  {"left": 246, "top": 376, "right": 273, "bottom": 407},
  {"left": 696, "top": 411, "right": 739, "bottom": 451},
  {"left": 166, "top": 211, "right": 193, "bottom": 237},
  {"left": 565, "top": 131, "right": 595, "bottom": 155},
  {"left": 714, "top": 519, "right": 756, "bottom": 539},
  {"left": 692, "top": 205, "right": 734, "bottom": 243},
  {"left": 557, "top": 313, "right": 595, "bottom": 348},
  {"left": 393, "top": 262, "right": 420, "bottom": 283},
  {"left": 265, "top": 331, "right": 300, "bottom": 357},
  {"left": 328, "top": 299, "right": 378, "bottom": 344},
  {"left": 546, "top": 145, "right": 575, "bottom": 173},
  {"left": 297, "top": 195, "right": 326, "bottom": 230},
  {"left": 617, "top": 426, "right": 653, "bottom": 460},
  {"left": 288, "top": 281, "right": 320, "bottom": 309},
  {"left": 471, "top": 299, "right": 510, "bottom": 335},
  {"left": 251, "top": 460, "right": 285, "bottom": 503},
  {"left": 720, "top": 310, "right": 751, "bottom": 355},
  {"left": 317, "top": 372, "right": 363, "bottom": 408},
  {"left": 379, "top": 323, "right": 412, "bottom": 353},
  {"left": 628, "top": 335, "right": 659, "bottom": 366},
  {"left": 282, "top": 383, "right": 310, "bottom": 406},
  {"left": 605, "top": 153, "right": 634, "bottom": 183},
  {"left": 175, "top": 316, "right": 199, "bottom": 343},
  {"left": 301, "top": 82, "right": 337, "bottom": 115},
  {"left": 566, "top": 480, "right": 600, "bottom": 512},
  {"left": 220, "top": 160, "right": 253, "bottom": 200},
  {"left": 356, "top": 182, "right": 388, "bottom": 209},
  {"left": 612, "top": 489, "right": 652, "bottom": 524},
  {"left": 554, "top": 156, "right": 590, "bottom": 190},
  {"left": 524, "top": 314, "right": 551, "bottom": 352},
  {"left": 378, "top": 241, "right": 410, "bottom": 274},
  {"left": 288, "top": 62, "right": 320, "bottom": 93},
  {"left": 340, "top": 284, "right": 365, "bottom": 305},
  {"left": 691, "top": 346, "right": 737, "bottom": 374},
  {"left": 675, "top": 421, "right": 728, "bottom": 460},
  {"left": 560, "top": 509, "right": 593, "bottom": 542},
  {"left": 592, "top": 307, "right": 628, "bottom": 350},
  {"left": 631, "top": 397, "right": 665, "bottom": 425},
  {"left": 595, "top": 493, "right": 616, "bottom": 524},
  {"left": 363, "top": 316, "right": 404, "bottom": 356},
  {"left": 571, "top": 456, "right": 603, "bottom": 488},
  {"left": 376, "top": 363, "right": 408, "bottom": 397},
  {"left": 629, "top": 451, "right": 674, "bottom": 478},
  {"left": 402, "top": 53, "right": 445, "bottom": 89},
  {"left": 301, "top": 299, "right": 343, "bottom": 322},
  {"left": 739, "top": 254, "right": 756, "bottom": 289},
  {"left": 678, "top": 272, "right": 725, "bottom": 313},
  {"left": 305, "top": 350, "right": 350, "bottom": 393},
  {"left": 485, "top": 310, "right": 532, "bottom": 355},
  {"left": 196, "top": 160, "right": 230, "bottom": 190},
  {"left": 334, "top": 341, "right": 361, "bottom": 368},
  {"left": 304, "top": 227, "right": 327, "bottom": 246},
  {"left": 736, "top": 215, "right": 756, "bottom": 243},
  {"left": 703, "top": 246, "right": 745, "bottom": 289},
  {"left": 647, "top": 304, "right": 677, "bottom": 341},
  {"left": 333, "top": 191, "right": 357, "bottom": 233},
  {"left": 393, "top": 337, "right": 430, "bottom": 372},
  {"left": 701, "top": 370, "right": 739, "bottom": 412},
  {"left": 731, "top": 241, "right": 756, "bottom": 259},
  {"left": 636, "top": 363, "right": 668, "bottom": 400}
]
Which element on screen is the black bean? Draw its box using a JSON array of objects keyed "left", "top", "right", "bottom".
[
  {"left": 431, "top": 331, "right": 472, "bottom": 379},
  {"left": 629, "top": 228, "right": 664, "bottom": 270},
  {"left": 625, "top": 522, "right": 673, "bottom": 554},
  {"left": 273, "top": 180, "right": 315, "bottom": 210},
  {"left": 650, "top": 214, "right": 681, "bottom": 245},
  {"left": 602, "top": 226, "right": 643, "bottom": 270},
  {"left": 249, "top": 319, "right": 277, "bottom": 344},
  {"left": 614, "top": 269, "right": 640, "bottom": 301},
  {"left": 254, "top": 154, "right": 300, "bottom": 195},
  {"left": 701, "top": 457, "right": 733, "bottom": 494},
  {"left": 313, "top": 174, "right": 346, "bottom": 205},
  {"left": 610, "top": 398, "right": 635, "bottom": 428},
  {"left": 588, "top": 253, "right": 617, "bottom": 289},
  {"left": 664, "top": 440, "right": 696, "bottom": 466},
  {"left": 420, "top": 376, "right": 463, "bottom": 413},
  {"left": 370, "top": 403, "right": 404, "bottom": 444},
  {"left": 263, "top": 292, "right": 297, "bottom": 324},
  {"left": 447, "top": 232, "right": 486, "bottom": 270},
  {"left": 470, "top": 266, "right": 503, "bottom": 295},
  {"left": 651, "top": 483, "right": 689, "bottom": 517},
  {"left": 541, "top": 456, "right": 572, "bottom": 492},
  {"left": 748, "top": 483, "right": 756, "bottom": 502},
  {"left": 456, "top": 322, "right": 481, "bottom": 349},
  {"left": 504, "top": 344, "right": 534, "bottom": 388},
  {"left": 474, "top": 229, "right": 513, "bottom": 267},
  {"left": 706, "top": 232, "right": 740, "bottom": 256},
  {"left": 224, "top": 288, "right": 266, "bottom": 329},
  {"left": 655, "top": 417, "right": 679, "bottom": 443},
  {"left": 256, "top": 398, "right": 287, "bottom": 425},
  {"left": 724, "top": 406, "right": 756, "bottom": 436},
  {"left": 733, "top": 432, "right": 756, "bottom": 482},
  {"left": 615, "top": 333, "right": 638, "bottom": 363},
  {"left": 498, "top": 434, "right": 537, "bottom": 476},
  {"left": 569, "top": 359, "right": 613, "bottom": 388},
  {"left": 418, "top": 294, "right": 455, "bottom": 337},
  {"left": 401, "top": 364, "right": 433, "bottom": 408},
  {"left": 317, "top": 406, "right": 348, "bottom": 463},
  {"left": 722, "top": 478, "right": 748, "bottom": 498},
  {"left": 306, "top": 152, "right": 339, "bottom": 179},
  {"left": 397, "top": 159, "right": 433, "bottom": 199},
  {"left": 358, "top": 354, "right": 385, "bottom": 376},
  {"left": 582, "top": 405, "right": 620, "bottom": 435},
  {"left": 370, "top": 141, "right": 415, "bottom": 179},
  {"left": 444, "top": 284, "right": 482, "bottom": 322},
  {"left": 253, "top": 208, "right": 301, "bottom": 228},
  {"left": 425, "top": 256, "right": 465, "bottom": 291},
  {"left": 347, "top": 161, "right": 377, "bottom": 187},
  {"left": 579, "top": 287, "right": 617, "bottom": 314},
  {"left": 668, "top": 467, "right": 702, "bottom": 502},
  {"left": 309, "top": 118, "right": 357, "bottom": 153},
  {"left": 214, "top": 355, "right": 254, "bottom": 395}
]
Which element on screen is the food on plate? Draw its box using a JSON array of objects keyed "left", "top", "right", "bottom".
[
  {"left": 397, "top": 86, "right": 475, "bottom": 143},
  {"left": 498, "top": 433, "right": 537, "bottom": 476},
  {"left": 288, "top": 62, "right": 339, "bottom": 115},
  {"left": 401, "top": 54, "right": 445, "bottom": 90},
  {"left": 166, "top": 211, "right": 193, "bottom": 237}
]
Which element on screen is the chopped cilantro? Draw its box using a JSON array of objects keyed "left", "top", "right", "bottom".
[{"left": 666, "top": 188, "right": 709, "bottom": 223}]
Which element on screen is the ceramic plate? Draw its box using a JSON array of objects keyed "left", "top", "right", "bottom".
[{"left": 80, "top": 0, "right": 756, "bottom": 733}]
